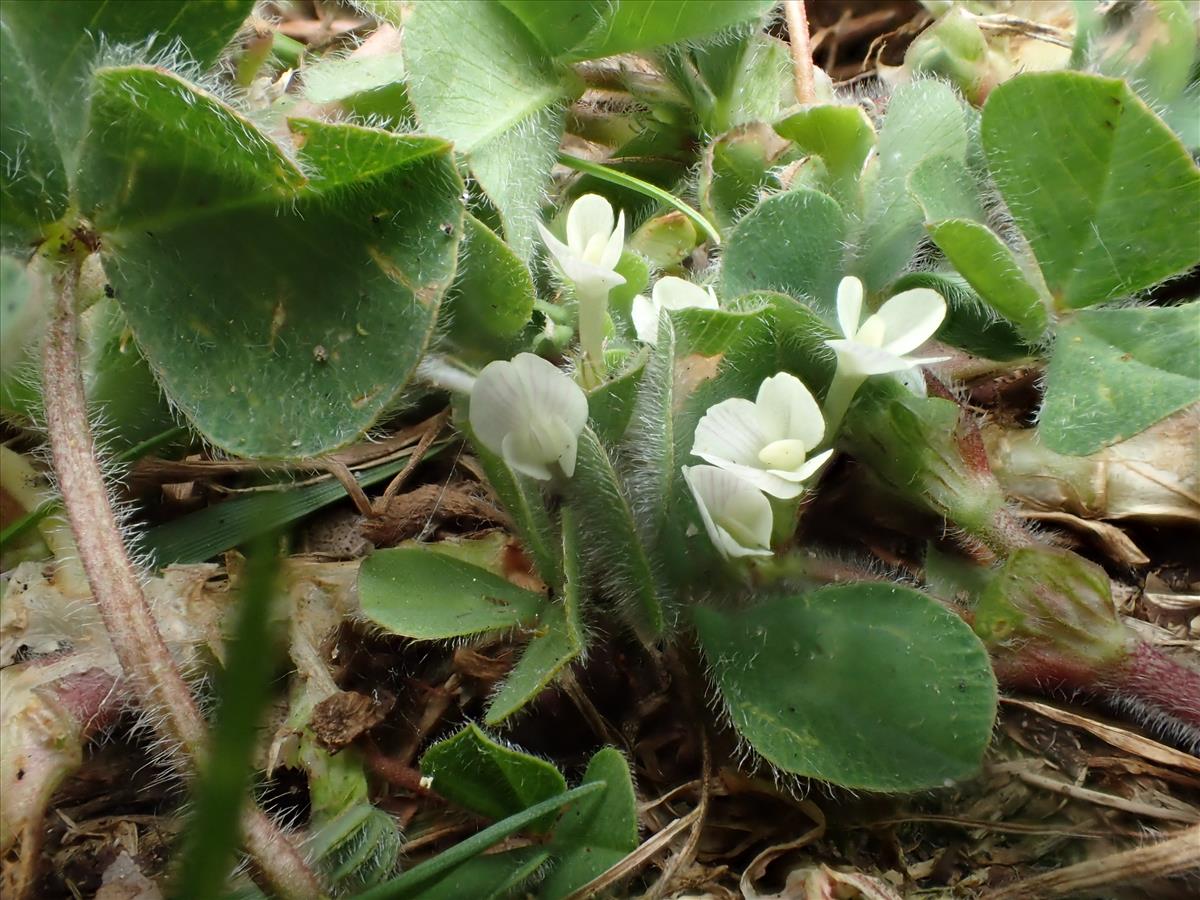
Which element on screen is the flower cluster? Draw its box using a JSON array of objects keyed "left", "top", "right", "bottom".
[
  {"left": 683, "top": 278, "right": 948, "bottom": 560},
  {"left": 684, "top": 373, "right": 830, "bottom": 558}
]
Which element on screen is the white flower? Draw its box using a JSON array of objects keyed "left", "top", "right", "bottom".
[
  {"left": 683, "top": 465, "right": 774, "bottom": 559},
  {"left": 469, "top": 353, "right": 588, "bottom": 481},
  {"left": 631, "top": 276, "right": 720, "bottom": 345},
  {"left": 824, "top": 276, "right": 949, "bottom": 377},
  {"left": 536, "top": 194, "right": 627, "bottom": 296},
  {"left": 692, "top": 373, "right": 833, "bottom": 500}
]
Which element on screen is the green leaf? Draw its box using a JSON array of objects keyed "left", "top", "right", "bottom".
[
  {"left": 908, "top": 153, "right": 985, "bottom": 224},
  {"left": 672, "top": 302, "right": 769, "bottom": 357},
  {"left": 301, "top": 49, "right": 412, "bottom": 122},
  {"left": 418, "top": 848, "right": 550, "bottom": 900},
  {"left": 925, "top": 220, "right": 1049, "bottom": 340},
  {"left": 1095, "top": 0, "right": 1197, "bottom": 107},
  {"left": 0, "top": 254, "right": 38, "bottom": 378},
  {"left": 567, "top": 428, "right": 666, "bottom": 640},
  {"left": 443, "top": 212, "right": 536, "bottom": 356},
  {"left": 854, "top": 80, "right": 969, "bottom": 291},
  {"left": 627, "top": 319, "right": 678, "bottom": 537},
  {"left": 0, "top": 26, "right": 67, "bottom": 246},
  {"left": 891, "top": 271, "right": 1031, "bottom": 361},
  {"left": 773, "top": 103, "right": 876, "bottom": 203},
  {"left": 142, "top": 451, "right": 431, "bottom": 566},
  {"left": 694, "top": 584, "right": 997, "bottom": 791},
  {"left": 499, "top": 0, "right": 777, "bottom": 62},
  {"left": 312, "top": 804, "right": 401, "bottom": 893},
  {"left": 173, "top": 534, "right": 285, "bottom": 900},
  {"left": 699, "top": 123, "right": 786, "bottom": 233},
  {"left": 404, "top": 0, "right": 568, "bottom": 257},
  {"left": 0, "top": 0, "right": 253, "bottom": 244},
  {"left": 358, "top": 547, "right": 545, "bottom": 640},
  {"left": 982, "top": 72, "right": 1200, "bottom": 309},
  {"left": 485, "top": 508, "right": 586, "bottom": 725},
  {"left": 80, "top": 68, "right": 463, "bottom": 458},
  {"left": 539, "top": 748, "right": 638, "bottom": 899},
  {"left": 587, "top": 352, "right": 647, "bottom": 443},
  {"left": 354, "top": 783, "right": 605, "bottom": 900},
  {"left": 629, "top": 212, "right": 699, "bottom": 270},
  {"left": 718, "top": 189, "right": 846, "bottom": 320},
  {"left": 421, "top": 724, "right": 567, "bottom": 832},
  {"left": 1039, "top": 303, "right": 1200, "bottom": 456}
]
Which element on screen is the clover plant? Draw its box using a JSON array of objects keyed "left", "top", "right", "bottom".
[{"left": 2, "top": 1, "right": 1198, "bottom": 897}]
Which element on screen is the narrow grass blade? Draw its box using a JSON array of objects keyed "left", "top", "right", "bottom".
[{"left": 351, "top": 782, "right": 604, "bottom": 900}]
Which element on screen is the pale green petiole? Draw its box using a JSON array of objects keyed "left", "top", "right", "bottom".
[{"left": 821, "top": 367, "right": 867, "bottom": 442}]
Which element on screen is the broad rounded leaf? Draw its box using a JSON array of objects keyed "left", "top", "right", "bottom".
[
  {"left": 358, "top": 547, "right": 544, "bottom": 640},
  {"left": 925, "top": 219, "right": 1049, "bottom": 341},
  {"left": 420, "top": 725, "right": 567, "bottom": 832},
  {"left": 718, "top": 189, "right": 846, "bottom": 319},
  {"left": 983, "top": 72, "right": 1200, "bottom": 309},
  {"left": 854, "top": 80, "right": 969, "bottom": 292},
  {"left": 405, "top": 0, "right": 568, "bottom": 257},
  {"left": 539, "top": 748, "right": 638, "bottom": 899},
  {"left": 500, "top": 0, "right": 777, "bottom": 62},
  {"left": 694, "top": 584, "right": 997, "bottom": 791},
  {"left": 0, "top": 0, "right": 253, "bottom": 245},
  {"left": 443, "top": 212, "right": 536, "bottom": 355},
  {"left": 79, "top": 68, "right": 462, "bottom": 458},
  {"left": 1039, "top": 304, "right": 1200, "bottom": 456}
]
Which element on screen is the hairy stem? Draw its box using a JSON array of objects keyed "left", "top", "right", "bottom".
[
  {"left": 41, "top": 256, "right": 324, "bottom": 900},
  {"left": 784, "top": 0, "right": 816, "bottom": 105}
]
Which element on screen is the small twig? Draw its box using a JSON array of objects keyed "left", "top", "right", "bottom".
[
  {"left": 644, "top": 734, "right": 712, "bottom": 899},
  {"left": 784, "top": 0, "right": 816, "bottom": 105},
  {"left": 396, "top": 674, "right": 460, "bottom": 767},
  {"left": 981, "top": 824, "right": 1200, "bottom": 900},
  {"left": 372, "top": 409, "right": 448, "bottom": 513},
  {"left": 41, "top": 256, "right": 324, "bottom": 900},
  {"left": 561, "top": 809, "right": 702, "bottom": 900},
  {"left": 559, "top": 667, "right": 627, "bottom": 750},
  {"left": 317, "top": 455, "right": 374, "bottom": 517},
  {"left": 1002, "top": 765, "right": 1199, "bottom": 823}
]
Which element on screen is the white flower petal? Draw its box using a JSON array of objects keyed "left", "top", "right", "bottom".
[
  {"left": 684, "top": 465, "right": 774, "bottom": 558},
  {"left": 566, "top": 194, "right": 614, "bottom": 256},
  {"left": 558, "top": 256, "right": 627, "bottom": 294},
  {"left": 825, "top": 339, "right": 917, "bottom": 377},
  {"left": 501, "top": 432, "right": 555, "bottom": 481},
  {"left": 876, "top": 288, "right": 946, "bottom": 356},
  {"left": 836, "top": 276, "right": 864, "bottom": 339},
  {"left": 469, "top": 354, "right": 587, "bottom": 481},
  {"left": 793, "top": 447, "right": 834, "bottom": 482},
  {"left": 754, "top": 372, "right": 824, "bottom": 449},
  {"left": 654, "top": 276, "right": 718, "bottom": 312},
  {"left": 512, "top": 353, "right": 588, "bottom": 434},
  {"left": 701, "top": 458, "right": 805, "bottom": 499},
  {"left": 537, "top": 221, "right": 575, "bottom": 274},
  {"left": 470, "top": 358, "right": 533, "bottom": 454},
  {"left": 692, "top": 398, "right": 766, "bottom": 468},
  {"left": 631, "top": 294, "right": 661, "bottom": 345},
  {"left": 598, "top": 210, "right": 625, "bottom": 270}
]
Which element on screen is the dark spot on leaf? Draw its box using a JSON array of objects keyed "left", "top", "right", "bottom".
[
  {"left": 439, "top": 222, "right": 454, "bottom": 236},
  {"left": 104, "top": 283, "right": 115, "bottom": 298}
]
